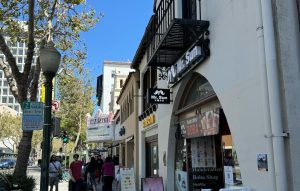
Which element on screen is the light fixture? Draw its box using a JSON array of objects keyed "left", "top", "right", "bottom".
[{"left": 39, "top": 41, "right": 61, "bottom": 191}]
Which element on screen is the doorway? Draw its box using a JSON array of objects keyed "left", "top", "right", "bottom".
[{"left": 146, "top": 135, "right": 159, "bottom": 177}]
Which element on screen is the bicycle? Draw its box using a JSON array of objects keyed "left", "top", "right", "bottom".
[{"left": 60, "top": 169, "right": 70, "bottom": 182}]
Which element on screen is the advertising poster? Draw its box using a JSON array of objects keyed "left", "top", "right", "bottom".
[
  {"left": 86, "top": 114, "right": 114, "bottom": 142},
  {"left": 120, "top": 168, "right": 136, "bottom": 191},
  {"left": 141, "top": 177, "right": 164, "bottom": 191},
  {"left": 175, "top": 170, "right": 188, "bottom": 191},
  {"left": 257, "top": 153, "right": 268, "bottom": 171},
  {"left": 191, "top": 136, "right": 216, "bottom": 168},
  {"left": 180, "top": 109, "right": 220, "bottom": 138},
  {"left": 224, "top": 166, "right": 234, "bottom": 185}
]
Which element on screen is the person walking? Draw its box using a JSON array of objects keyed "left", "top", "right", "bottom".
[
  {"left": 69, "top": 154, "right": 83, "bottom": 191},
  {"left": 102, "top": 157, "right": 115, "bottom": 191},
  {"left": 49, "top": 155, "right": 61, "bottom": 191},
  {"left": 86, "top": 157, "right": 97, "bottom": 191},
  {"left": 96, "top": 155, "right": 104, "bottom": 182}
]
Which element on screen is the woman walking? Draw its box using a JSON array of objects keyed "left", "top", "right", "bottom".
[
  {"left": 49, "top": 155, "right": 61, "bottom": 191},
  {"left": 102, "top": 157, "right": 115, "bottom": 191},
  {"left": 86, "top": 157, "right": 98, "bottom": 191}
]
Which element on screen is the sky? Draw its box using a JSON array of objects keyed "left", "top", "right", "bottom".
[{"left": 80, "top": 1, "right": 153, "bottom": 88}]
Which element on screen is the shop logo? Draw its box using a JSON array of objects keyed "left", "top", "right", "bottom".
[{"left": 148, "top": 88, "right": 170, "bottom": 104}]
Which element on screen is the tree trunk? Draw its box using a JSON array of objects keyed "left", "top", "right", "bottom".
[
  {"left": 72, "top": 117, "right": 82, "bottom": 153},
  {"left": 13, "top": 131, "right": 33, "bottom": 178}
]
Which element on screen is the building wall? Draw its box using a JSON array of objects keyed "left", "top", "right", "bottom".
[
  {"left": 102, "top": 61, "right": 133, "bottom": 114},
  {"left": 0, "top": 38, "right": 39, "bottom": 113},
  {"left": 117, "top": 72, "right": 140, "bottom": 189}
]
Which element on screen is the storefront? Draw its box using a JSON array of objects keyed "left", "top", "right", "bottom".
[{"left": 173, "top": 74, "right": 242, "bottom": 191}]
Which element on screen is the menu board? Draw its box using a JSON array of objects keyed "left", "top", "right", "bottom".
[
  {"left": 120, "top": 168, "right": 136, "bottom": 191},
  {"left": 191, "top": 136, "right": 216, "bottom": 167}
]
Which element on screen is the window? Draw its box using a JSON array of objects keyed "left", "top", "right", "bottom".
[
  {"left": 14, "top": 105, "right": 19, "bottom": 111},
  {"left": 18, "top": 57, "right": 23, "bottom": 63},
  {"left": 18, "top": 49, "right": 24, "bottom": 55},
  {"left": 8, "top": 97, "right": 13, "bottom": 103},
  {"left": 12, "top": 48, "right": 17, "bottom": 55},
  {"left": 3, "top": 89, "right": 8, "bottom": 95},
  {"left": 2, "top": 97, "right": 7, "bottom": 103},
  {"left": 0, "top": 72, "right": 2, "bottom": 78},
  {"left": 3, "top": 80, "right": 8, "bottom": 87}
]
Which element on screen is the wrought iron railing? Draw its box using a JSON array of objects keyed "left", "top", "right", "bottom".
[{"left": 147, "top": 0, "right": 175, "bottom": 61}]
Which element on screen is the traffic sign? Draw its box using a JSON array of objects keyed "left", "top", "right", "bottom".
[
  {"left": 22, "top": 101, "right": 44, "bottom": 131},
  {"left": 52, "top": 100, "right": 60, "bottom": 112}
]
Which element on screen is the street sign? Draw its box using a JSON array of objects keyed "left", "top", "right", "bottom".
[
  {"left": 51, "top": 100, "right": 60, "bottom": 112},
  {"left": 22, "top": 101, "right": 44, "bottom": 131}
]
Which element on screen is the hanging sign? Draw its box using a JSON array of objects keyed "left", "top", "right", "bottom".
[
  {"left": 168, "top": 45, "right": 202, "bottom": 85},
  {"left": 148, "top": 88, "right": 170, "bottom": 104},
  {"left": 86, "top": 114, "right": 113, "bottom": 142},
  {"left": 22, "top": 101, "right": 44, "bottom": 131},
  {"left": 180, "top": 109, "right": 220, "bottom": 138}
]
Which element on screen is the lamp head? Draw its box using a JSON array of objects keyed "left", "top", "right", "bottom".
[{"left": 40, "top": 41, "right": 61, "bottom": 74}]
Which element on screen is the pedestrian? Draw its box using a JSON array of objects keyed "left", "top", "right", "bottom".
[
  {"left": 49, "top": 154, "right": 61, "bottom": 191},
  {"left": 86, "top": 157, "right": 97, "bottom": 191},
  {"left": 96, "top": 155, "right": 104, "bottom": 182},
  {"left": 102, "top": 156, "right": 115, "bottom": 191},
  {"left": 69, "top": 154, "right": 83, "bottom": 191}
]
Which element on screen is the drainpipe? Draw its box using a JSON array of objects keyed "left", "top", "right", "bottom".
[
  {"left": 259, "top": 0, "right": 288, "bottom": 190},
  {"left": 255, "top": 1, "right": 276, "bottom": 190}
]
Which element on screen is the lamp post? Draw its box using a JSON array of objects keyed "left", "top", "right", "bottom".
[{"left": 39, "top": 41, "right": 61, "bottom": 191}]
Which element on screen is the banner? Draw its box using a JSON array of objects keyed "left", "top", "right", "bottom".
[{"left": 86, "top": 114, "right": 113, "bottom": 142}]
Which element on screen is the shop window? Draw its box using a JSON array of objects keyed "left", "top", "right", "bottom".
[{"left": 143, "top": 67, "right": 157, "bottom": 111}]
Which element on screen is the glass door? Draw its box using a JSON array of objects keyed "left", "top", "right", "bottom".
[{"left": 146, "top": 137, "right": 159, "bottom": 177}]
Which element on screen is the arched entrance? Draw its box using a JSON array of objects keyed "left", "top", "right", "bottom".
[{"left": 170, "top": 73, "right": 243, "bottom": 191}]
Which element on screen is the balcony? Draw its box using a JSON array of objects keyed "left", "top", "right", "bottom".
[{"left": 147, "top": 0, "right": 209, "bottom": 67}]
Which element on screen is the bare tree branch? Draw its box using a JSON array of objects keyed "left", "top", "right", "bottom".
[
  {"left": 23, "top": 0, "right": 35, "bottom": 83},
  {"left": 0, "top": 59, "right": 19, "bottom": 101},
  {"left": 0, "top": 34, "right": 21, "bottom": 82},
  {"left": 49, "top": 0, "right": 58, "bottom": 21}
]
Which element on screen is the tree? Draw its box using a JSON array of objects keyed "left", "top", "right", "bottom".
[
  {"left": 56, "top": 68, "right": 94, "bottom": 153},
  {"left": 0, "top": 0, "right": 100, "bottom": 178},
  {"left": 0, "top": 112, "right": 22, "bottom": 153}
]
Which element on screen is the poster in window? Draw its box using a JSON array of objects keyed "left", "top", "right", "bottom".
[
  {"left": 175, "top": 170, "right": 188, "bottom": 191},
  {"left": 191, "top": 136, "right": 216, "bottom": 168}
]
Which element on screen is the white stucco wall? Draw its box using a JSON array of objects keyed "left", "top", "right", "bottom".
[{"left": 163, "top": 0, "right": 275, "bottom": 190}]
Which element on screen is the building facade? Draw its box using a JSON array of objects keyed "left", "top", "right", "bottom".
[
  {"left": 0, "top": 38, "right": 39, "bottom": 113},
  {"left": 109, "top": 73, "right": 128, "bottom": 115},
  {"left": 131, "top": 0, "right": 300, "bottom": 191},
  {"left": 101, "top": 61, "right": 133, "bottom": 114}
]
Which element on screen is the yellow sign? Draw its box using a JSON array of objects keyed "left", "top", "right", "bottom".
[
  {"left": 142, "top": 114, "right": 156, "bottom": 128},
  {"left": 40, "top": 78, "right": 55, "bottom": 103}
]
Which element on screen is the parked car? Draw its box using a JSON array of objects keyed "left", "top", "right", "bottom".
[{"left": 0, "top": 159, "right": 16, "bottom": 169}]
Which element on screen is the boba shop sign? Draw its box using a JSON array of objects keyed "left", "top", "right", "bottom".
[{"left": 167, "top": 45, "right": 203, "bottom": 85}]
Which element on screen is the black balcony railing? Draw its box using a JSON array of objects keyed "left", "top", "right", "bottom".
[{"left": 145, "top": 0, "right": 209, "bottom": 67}]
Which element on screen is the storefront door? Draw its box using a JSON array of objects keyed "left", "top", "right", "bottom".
[{"left": 146, "top": 135, "right": 159, "bottom": 177}]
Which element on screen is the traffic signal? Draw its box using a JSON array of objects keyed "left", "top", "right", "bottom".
[{"left": 62, "top": 131, "right": 69, "bottom": 143}]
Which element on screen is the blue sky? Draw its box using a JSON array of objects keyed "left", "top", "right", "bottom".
[{"left": 81, "top": 1, "right": 153, "bottom": 87}]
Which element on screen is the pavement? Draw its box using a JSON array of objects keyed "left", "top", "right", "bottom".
[{"left": 27, "top": 166, "right": 120, "bottom": 191}]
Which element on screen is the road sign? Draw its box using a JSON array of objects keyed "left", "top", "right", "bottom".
[
  {"left": 51, "top": 100, "right": 60, "bottom": 112},
  {"left": 22, "top": 101, "right": 44, "bottom": 131}
]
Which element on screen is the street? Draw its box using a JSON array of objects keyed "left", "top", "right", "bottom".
[{"left": 27, "top": 166, "right": 69, "bottom": 191}]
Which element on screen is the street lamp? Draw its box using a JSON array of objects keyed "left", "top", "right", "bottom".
[{"left": 39, "top": 41, "right": 61, "bottom": 191}]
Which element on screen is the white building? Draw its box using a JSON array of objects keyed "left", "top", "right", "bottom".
[
  {"left": 132, "top": 0, "right": 300, "bottom": 191},
  {"left": 0, "top": 38, "right": 39, "bottom": 113},
  {"left": 101, "top": 61, "right": 133, "bottom": 114}
]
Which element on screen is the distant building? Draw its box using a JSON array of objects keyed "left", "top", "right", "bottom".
[
  {"left": 109, "top": 73, "right": 128, "bottom": 115},
  {"left": 101, "top": 61, "right": 133, "bottom": 114},
  {"left": 0, "top": 38, "right": 39, "bottom": 113}
]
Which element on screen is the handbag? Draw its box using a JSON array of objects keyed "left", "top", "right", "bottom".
[{"left": 52, "top": 162, "right": 63, "bottom": 180}]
